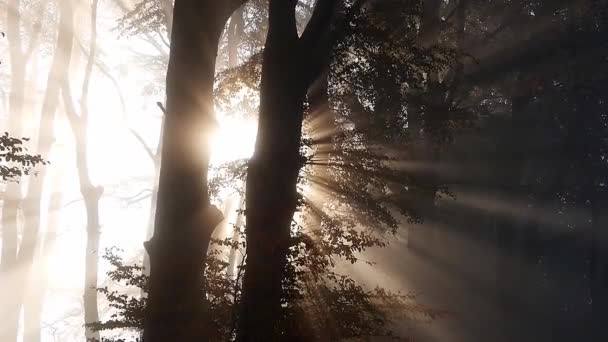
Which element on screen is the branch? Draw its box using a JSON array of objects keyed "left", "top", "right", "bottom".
[
  {"left": 156, "top": 102, "right": 167, "bottom": 114},
  {"left": 23, "top": 18, "right": 43, "bottom": 62},
  {"left": 80, "top": 0, "right": 99, "bottom": 124},
  {"left": 129, "top": 128, "right": 156, "bottom": 162},
  {"left": 76, "top": 38, "right": 127, "bottom": 115},
  {"left": 298, "top": 0, "right": 365, "bottom": 89},
  {"left": 61, "top": 79, "right": 81, "bottom": 130},
  {"left": 299, "top": 0, "right": 340, "bottom": 52},
  {"left": 225, "top": 0, "right": 249, "bottom": 18},
  {"left": 158, "top": 31, "right": 170, "bottom": 49}
]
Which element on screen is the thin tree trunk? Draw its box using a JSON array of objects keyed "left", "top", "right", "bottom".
[
  {"left": 0, "top": 1, "right": 32, "bottom": 338},
  {"left": 224, "top": 6, "right": 245, "bottom": 282},
  {"left": 160, "top": 0, "right": 174, "bottom": 36},
  {"left": 227, "top": 6, "right": 244, "bottom": 68},
  {"left": 0, "top": 6, "right": 25, "bottom": 341},
  {"left": 227, "top": 194, "right": 245, "bottom": 279},
  {"left": 142, "top": 125, "right": 162, "bottom": 275},
  {"left": 2, "top": 1, "right": 74, "bottom": 340},
  {"left": 22, "top": 170, "right": 64, "bottom": 342},
  {"left": 493, "top": 74, "right": 534, "bottom": 336},
  {"left": 406, "top": 0, "right": 442, "bottom": 253},
  {"left": 590, "top": 190, "right": 608, "bottom": 339},
  {"left": 60, "top": 1, "right": 101, "bottom": 340},
  {"left": 142, "top": 1, "right": 244, "bottom": 340},
  {"left": 20, "top": 29, "right": 46, "bottom": 342}
]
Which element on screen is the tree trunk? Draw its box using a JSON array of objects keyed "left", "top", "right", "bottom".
[
  {"left": 238, "top": 0, "right": 339, "bottom": 338},
  {"left": 227, "top": 195, "right": 245, "bottom": 279},
  {"left": 406, "top": 0, "right": 443, "bottom": 254},
  {"left": 22, "top": 171, "right": 64, "bottom": 342},
  {"left": 493, "top": 74, "right": 534, "bottom": 337},
  {"left": 1, "top": 1, "right": 74, "bottom": 340},
  {"left": 142, "top": 130, "right": 162, "bottom": 275},
  {"left": 142, "top": 1, "right": 244, "bottom": 340},
  {"left": 227, "top": 6, "right": 244, "bottom": 68},
  {"left": 239, "top": 1, "right": 306, "bottom": 340},
  {"left": 0, "top": 2, "right": 26, "bottom": 341},
  {"left": 590, "top": 190, "right": 608, "bottom": 339},
  {"left": 161, "top": 0, "right": 174, "bottom": 36},
  {"left": 59, "top": 1, "right": 102, "bottom": 340}
]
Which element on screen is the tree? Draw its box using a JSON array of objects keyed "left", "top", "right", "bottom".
[
  {"left": 1, "top": 0, "right": 74, "bottom": 340},
  {"left": 84, "top": 1, "right": 473, "bottom": 340},
  {"left": 238, "top": 0, "right": 342, "bottom": 339},
  {"left": 61, "top": 0, "right": 103, "bottom": 340},
  {"left": 142, "top": 0, "right": 246, "bottom": 340},
  {"left": 0, "top": 0, "right": 43, "bottom": 339}
]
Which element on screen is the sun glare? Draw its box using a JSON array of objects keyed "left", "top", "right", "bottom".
[{"left": 209, "top": 116, "right": 258, "bottom": 165}]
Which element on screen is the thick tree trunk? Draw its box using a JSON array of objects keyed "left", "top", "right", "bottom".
[
  {"left": 142, "top": 1, "right": 244, "bottom": 340},
  {"left": 238, "top": 0, "right": 339, "bottom": 339},
  {"left": 239, "top": 2, "right": 306, "bottom": 340}
]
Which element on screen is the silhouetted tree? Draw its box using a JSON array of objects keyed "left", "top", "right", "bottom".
[{"left": 142, "top": 0, "right": 246, "bottom": 340}]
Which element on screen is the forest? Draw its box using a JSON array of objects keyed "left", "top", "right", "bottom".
[{"left": 0, "top": 0, "right": 607, "bottom": 341}]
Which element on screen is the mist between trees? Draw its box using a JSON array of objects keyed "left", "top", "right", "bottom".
[{"left": 1, "top": 0, "right": 607, "bottom": 341}]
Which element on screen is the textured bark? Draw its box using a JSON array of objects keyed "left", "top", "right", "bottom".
[{"left": 142, "top": 1, "right": 245, "bottom": 340}]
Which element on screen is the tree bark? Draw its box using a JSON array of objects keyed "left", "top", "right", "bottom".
[{"left": 142, "top": 1, "right": 245, "bottom": 340}]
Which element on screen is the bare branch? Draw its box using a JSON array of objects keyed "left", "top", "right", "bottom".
[{"left": 129, "top": 128, "right": 156, "bottom": 162}]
